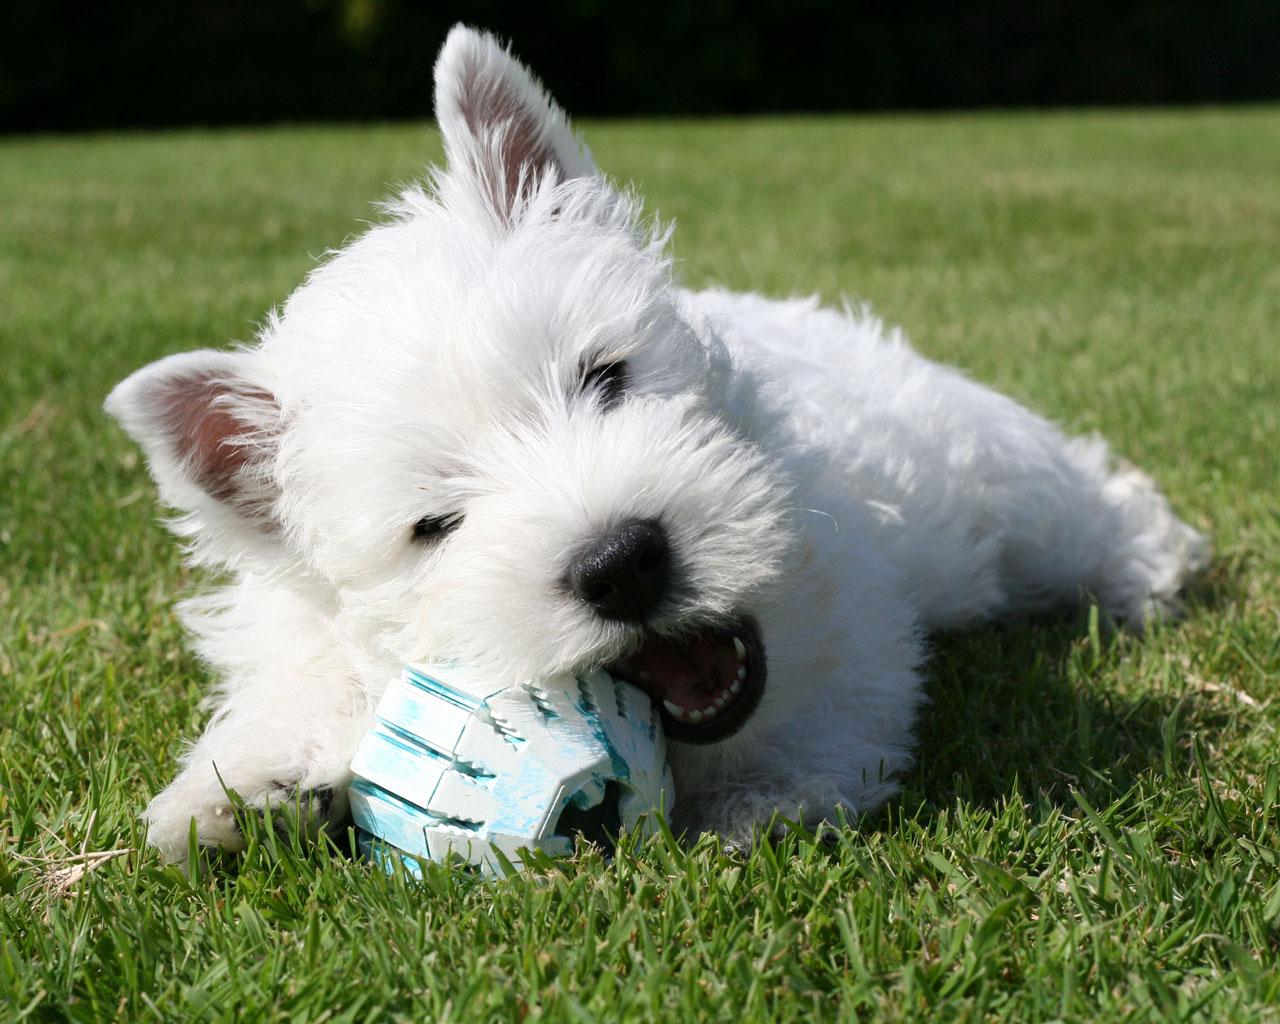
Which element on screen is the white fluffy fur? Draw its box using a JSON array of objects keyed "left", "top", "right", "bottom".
[{"left": 106, "top": 26, "right": 1209, "bottom": 861}]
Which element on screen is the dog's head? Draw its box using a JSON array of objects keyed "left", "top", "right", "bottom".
[{"left": 106, "top": 27, "right": 809, "bottom": 751}]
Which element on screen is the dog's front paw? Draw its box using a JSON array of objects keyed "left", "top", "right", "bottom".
[
  {"left": 144, "top": 727, "right": 363, "bottom": 865},
  {"left": 142, "top": 769, "right": 242, "bottom": 860},
  {"left": 143, "top": 681, "right": 372, "bottom": 862},
  {"left": 144, "top": 763, "right": 353, "bottom": 863}
]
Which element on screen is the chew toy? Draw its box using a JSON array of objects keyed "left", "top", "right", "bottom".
[{"left": 348, "top": 663, "right": 673, "bottom": 875}]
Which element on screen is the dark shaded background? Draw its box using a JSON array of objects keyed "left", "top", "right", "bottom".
[{"left": 5, "top": 0, "right": 1280, "bottom": 133}]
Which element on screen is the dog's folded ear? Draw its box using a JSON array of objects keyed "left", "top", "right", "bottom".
[
  {"left": 433, "top": 24, "right": 597, "bottom": 223},
  {"left": 105, "top": 349, "right": 283, "bottom": 557}
]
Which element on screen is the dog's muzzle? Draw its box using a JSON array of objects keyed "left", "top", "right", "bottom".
[{"left": 566, "top": 520, "right": 767, "bottom": 742}]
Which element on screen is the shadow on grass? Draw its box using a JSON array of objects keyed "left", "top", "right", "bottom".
[{"left": 887, "top": 561, "right": 1242, "bottom": 823}]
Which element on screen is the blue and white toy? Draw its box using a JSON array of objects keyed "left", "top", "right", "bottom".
[{"left": 348, "top": 663, "right": 674, "bottom": 875}]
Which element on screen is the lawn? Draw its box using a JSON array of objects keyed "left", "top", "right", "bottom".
[{"left": 2, "top": 108, "right": 1278, "bottom": 1021}]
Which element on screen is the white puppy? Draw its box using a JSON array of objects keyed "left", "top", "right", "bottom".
[{"left": 107, "top": 26, "right": 1208, "bottom": 862}]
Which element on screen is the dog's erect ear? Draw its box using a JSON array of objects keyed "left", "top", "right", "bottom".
[
  {"left": 433, "top": 25, "right": 596, "bottom": 222},
  {"left": 105, "top": 349, "right": 283, "bottom": 550}
]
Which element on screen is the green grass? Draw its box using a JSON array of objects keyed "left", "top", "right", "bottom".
[{"left": 3, "top": 108, "right": 1279, "bottom": 1022}]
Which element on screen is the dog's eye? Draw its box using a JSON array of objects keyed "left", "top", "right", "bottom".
[
  {"left": 412, "top": 512, "right": 463, "bottom": 542},
  {"left": 582, "top": 360, "right": 629, "bottom": 410}
]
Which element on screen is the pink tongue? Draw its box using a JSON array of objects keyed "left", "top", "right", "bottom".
[{"left": 629, "top": 632, "right": 735, "bottom": 704}]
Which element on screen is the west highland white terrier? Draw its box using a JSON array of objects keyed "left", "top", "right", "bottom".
[{"left": 107, "top": 26, "right": 1208, "bottom": 862}]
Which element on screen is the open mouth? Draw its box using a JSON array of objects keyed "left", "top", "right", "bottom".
[{"left": 608, "top": 615, "right": 766, "bottom": 744}]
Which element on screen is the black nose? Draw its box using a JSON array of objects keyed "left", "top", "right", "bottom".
[{"left": 567, "top": 518, "right": 671, "bottom": 622}]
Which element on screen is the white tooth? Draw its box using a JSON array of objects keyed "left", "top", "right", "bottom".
[
  {"left": 702, "top": 704, "right": 718, "bottom": 718},
  {"left": 714, "top": 695, "right": 727, "bottom": 708},
  {"left": 730, "top": 679, "right": 742, "bottom": 695},
  {"left": 689, "top": 709, "right": 703, "bottom": 723},
  {"left": 733, "top": 637, "right": 747, "bottom": 660},
  {"left": 736, "top": 666, "right": 747, "bottom": 681},
  {"left": 662, "top": 699, "right": 682, "bottom": 717}
]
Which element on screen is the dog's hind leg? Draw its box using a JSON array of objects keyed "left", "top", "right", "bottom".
[
  {"left": 823, "top": 345, "right": 1213, "bottom": 633},
  {"left": 987, "top": 431, "right": 1210, "bottom": 630},
  {"left": 877, "top": 357, "right": 1209, "bottom": 631},
  {"left": 894, "top": 370, "right": 1211, "bottom": 631}
]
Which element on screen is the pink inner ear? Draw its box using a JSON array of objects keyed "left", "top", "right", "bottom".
[
  {"left": 456, "top": 63, "right": 559, "bottom": 216},
  {"left": 161, "top": 372, "right": 275, "bottom": 516}
]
